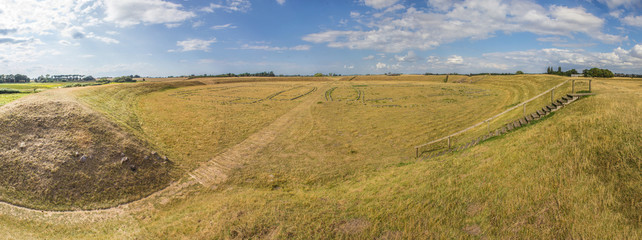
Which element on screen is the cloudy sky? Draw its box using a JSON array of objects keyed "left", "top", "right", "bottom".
[{"left": 1, "top": 0, "right": 641, "bottom": 77}]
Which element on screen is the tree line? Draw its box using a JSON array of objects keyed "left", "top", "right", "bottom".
[
  {"left": 188, "top": 71, "right": 277, "bottom": 79},
  {"left": 546, "top": 66, "right": 614, "bottom": 78},
  {"left": 0, "top": 74, "right": 30, "bottom": 83}
]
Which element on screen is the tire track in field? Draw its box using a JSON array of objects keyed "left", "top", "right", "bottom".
[{"left": 189, "top": 84, "right": 328, "bottom": 188}]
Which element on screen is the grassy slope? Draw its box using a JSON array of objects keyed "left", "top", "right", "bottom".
[{"left": 0, "top": 76, "right": 638, "bottom": 238}]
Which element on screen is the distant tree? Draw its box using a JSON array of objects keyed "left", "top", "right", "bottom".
[
  {"left": 583, "top": 68, "right": 614, "bottom": 78},
  {"left": 82, "top": 75, "right": 95, "bottom": 81},
  {"left": 516, "top": 70, "right": 524, "bottom": 75},
  {"left": 112, "top": 76, "right": 135, "bottom": 82},
  {"left": 313, "top": 73, "right": 324, "bottom": 77}
]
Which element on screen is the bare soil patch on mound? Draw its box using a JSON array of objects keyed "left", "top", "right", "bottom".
[{"left": 0, "top": 90, "right": 172, "bottom": 210}]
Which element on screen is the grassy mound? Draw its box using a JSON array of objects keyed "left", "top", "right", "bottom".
[{"left": 0, "top": 90, "right": 172, "bottom": 210}]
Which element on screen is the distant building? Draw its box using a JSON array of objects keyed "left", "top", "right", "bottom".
[
  {"left": 571, "top": 74, "right": 583, "bottom": 77},
  {"left": 52, "top": 74, "right": 85, "bottom": 81}
]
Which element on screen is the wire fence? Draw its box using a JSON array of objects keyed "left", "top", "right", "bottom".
[{"left": 414, "top": 78, "right": 593, "bottom": 158}]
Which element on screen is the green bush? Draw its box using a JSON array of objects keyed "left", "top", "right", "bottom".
[{"left": 0, "top": 88, "right": 21, "bottom": 94}]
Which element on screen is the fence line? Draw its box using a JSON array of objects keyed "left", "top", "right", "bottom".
[{"left": 414, "top": 79, "right": 572, "bottom": 157}]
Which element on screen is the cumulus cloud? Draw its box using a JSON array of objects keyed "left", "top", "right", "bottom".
[
  {"left": 276, "top": 0, "right": 286, "bottom": 5},
  {"left": 104, "top": 0, "right": 195, "bottom": 27},
  {"left": 376, "top": 62, "right": 387, "bottom": 69},
  {"left": 395, "top": 51, "right": 418, "bottom": 62},
  {"left": 170, "top": 38, "right": 217, "bottom": 52},
  {"left": 597, "top": 0, "right": 640, "bottom": 9},
  {"left": 482, "top": 45, "right": 642, "bottom": 71},
  {"left": 363, "top": 0, "right": 400, "bottom": 9},
  {"left": 211, "top": 24, "right": 238, "bottom": 30},
  {"left": 363, "top": 55, "right": 375, "bottom": 60},
  {"left": 622, "top": 15, "right": 642, "bottom": 27},
  {"left": 0, "top": 0, "right": 102, "bottom": 35},
  {"left": 240, "top": 44, "right": 310, "bottom": 51},
  {"left": 303, "top": 0, "right": 625, "bottom": 52},
  {"left": 446, "top": 55, "right": 464, "bottom": 64},
  {"left": 201, "top": 0, "right": 251, "bottom": 13}
]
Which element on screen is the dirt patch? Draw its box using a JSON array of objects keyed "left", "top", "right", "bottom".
[
  {"left": 0, "top": 91, "right": 172, "bottom": 210},
  {"left": 336, "top": 218, "right": 371, "bottom": 234},
  {"left": 466, "top": 202, "right": 483, "bottom": 216},
  {"left": 463, "top": 224, "right": 482, "bottom": 236}
]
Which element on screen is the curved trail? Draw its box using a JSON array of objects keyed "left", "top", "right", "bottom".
[{"left": 0, "top": 82, "right": 330, "bottom": 223}]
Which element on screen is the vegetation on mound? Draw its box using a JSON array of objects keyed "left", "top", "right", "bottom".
[
  {"left": 0, "top": 95, "right": 172, "bottom": 210},
  {"left": 73, "top": 81, "right": 205, "bottom": 134}
]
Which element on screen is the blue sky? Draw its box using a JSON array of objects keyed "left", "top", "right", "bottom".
[{"left": 1, "top": 0, "right": 641, "bottom": 77}]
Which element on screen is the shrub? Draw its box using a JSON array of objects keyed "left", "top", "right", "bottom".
[{"left": 0, "top": 88, "right": 21, "bottom": 94}]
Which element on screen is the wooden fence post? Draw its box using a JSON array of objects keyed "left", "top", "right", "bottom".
[
  {"left": 448, "top": 136, "right": 451, "bottom": 149},
  {"left": 416, "top": 147, "right": 419, "bottom": 158},
  {"left": 487, "top": 121, "right": 490, "bottom": 136},
  {"left": 572, "top": 80, "right": 575, "bottom": 93},
  {"left": 589, "top": 79, "right": 592, "bottom": 92}
]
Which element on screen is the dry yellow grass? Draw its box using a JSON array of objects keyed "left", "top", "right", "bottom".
[{"left": 0, "top": 75, "right": 639, "bottom": 239}]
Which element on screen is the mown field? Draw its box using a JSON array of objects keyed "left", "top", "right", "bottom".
[
  {"left": 0, "top": 82, "right": 67, "bottom": 106},
  {"left": 0, "top": 75, "right": 639, "bottom": 239}
]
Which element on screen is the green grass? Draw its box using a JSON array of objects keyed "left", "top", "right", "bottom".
[
  {"left": 0, "top": 82, "right": 68, "bottom": 107},
  {"left": 0, "top": 76, "right": 639, "bottom": 238},
  {"left": 0, "top": 93, "right": 30, "bottom": 106}
]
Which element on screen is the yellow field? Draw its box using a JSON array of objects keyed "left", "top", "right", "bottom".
[{"left": 0, "top": 75, "right": 639, "bottom": 239}]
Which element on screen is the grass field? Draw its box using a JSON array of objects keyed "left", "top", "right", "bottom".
[
  {"left": 0, "top": 75, "right": 639, "bottom": 238},
  {"left": 0, "top": 82, "right": 67, "bottom": 106}
]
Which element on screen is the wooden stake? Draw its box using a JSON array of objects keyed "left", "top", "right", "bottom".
[
  {"left": 589, "top": 79, "right": 592, "bottom": 92},
  {"left": 448, "top": 136, "right": 451, "bottom": 149},
  {"left": 572, "top": 80, "right": 575, "bottom": 93}
]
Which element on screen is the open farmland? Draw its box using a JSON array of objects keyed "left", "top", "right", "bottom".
[{"left": 0, "top": 75, "right": 639, "bottom": 239}]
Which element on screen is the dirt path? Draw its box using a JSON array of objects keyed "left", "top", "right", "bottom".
[
  {"left": 0, "top": 83, "right": 330, "bottom": 222},
  {"left": 189, "top": 83, "right": 328, "bottom": 187}
]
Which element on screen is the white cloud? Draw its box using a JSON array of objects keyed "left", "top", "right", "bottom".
[
  {"left": 350, "top": 11, "right": 361, "bottom": 18},
  {"left": 395, "top": 51, "right": 418, "bottom": 62},
  {"left": 170, "top": 38, "right": 217, "bottom": 52},
  {"left": 304, "top": 0, "right": 625, "bottom": 52},
  {"left": 363, "top": 0, "right": 400, "bottom": 9},
  {"left": 87, "top": 33, "right": 120, "bottom": 44},
  {"left": 192, "top": 21, "right": 205, "bottom": 28},
  {"left": 344, "top": 65, "right": 355, "bottom": 69},
  {"left": 363, "top": 55, "right": 375, "bottom": 60},
  {"left": 0, "top": 0, "right": 101, "bottom": 35},
  {"left": 276, "top": 0, "right": 286, "bottom": 5},
  {"left": 240, "top": 44, "right": 310, "bottom": 51},
  {"left": 446, "top": 55, "right": 464, "bottom": 64},
  {"left": 482, "top": 45, "right": 642, "bottom": 71},
  {"left": 631, "top": 44, "right": 642, "bottom": 59},
  {"left": 289, "top": 45, "right": 311, "bottom": 51},
  {"left": 597, "top": 0, "right": 640, "bottom": 9},
  {"left": 104, "top": 0, "right": 195, "bottom": 27},
  {"left": 201, "top": 0, "right": 251, "bottom": 13},
  {"left": 211, "top": 24, "right": 238, "bottom": 30},
  {"left": 622, "top": 15, "right": 642, "bottom": 27},
  {"left": 376, "top": 62, "right": 387, "bottom": 69}
]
